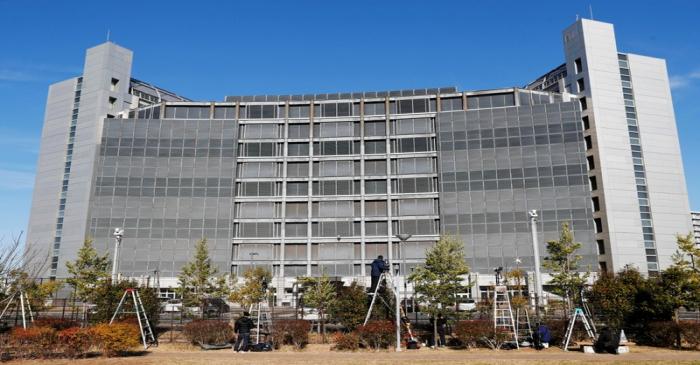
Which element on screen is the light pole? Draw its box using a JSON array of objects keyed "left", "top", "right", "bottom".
[
  {"left": 394, "top": 233, "right": 411, "bottom": 352},
  {"left": 528, "top": 210, "right": 543, "bottom": 319},
  {"left": 111, "top": 228, "right": 124, "bottom": 283},
  {"left": 395, "top": 234, "right": 412, "bottom": 311}
]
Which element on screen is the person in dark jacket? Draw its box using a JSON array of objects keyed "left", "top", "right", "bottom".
[
  {"left": 234, "top": 311, "right": 254, "bottom": 352},
  {"left": 436, "top": 314, "right": 447, "bottom": 347},
  {"left": 370, "top": 255, "right": 388, "bottom": 293}
]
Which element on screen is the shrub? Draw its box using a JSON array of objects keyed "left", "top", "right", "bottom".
[
  {"left": 33, "top": 318, "right": 79, "bottom": 331},
  {"left": 272, "top": 320, "right": 311, "bottom": 350},
  {"left": 633, "top": 321, "right": 679, "bottom": 348},
  {"left": 544, "top": 319, "right": 590, "bottom": 346},
  {"left": 356, "top": 320, "right": 395, "bottom": 350},
  {"left": 91, "top": 322, "right": 141, "bottom": 357},
  {"left": 183, "top": 320, "right": 233, "bottom": 345},
  {"left": 680, "top": 321, "right": 700, "bottom": 349},
  {"left": 10, "top": 326, "right": 58, "bottom": 359},
  {"left": 89, "top": 283, "right": 160, "bottom": 327},
  {"left": 483, "top": 327, "right": 512, "bottom": 350},
  {"left": 454, "top": 320, "right": 492, "bottom": 349},
  {"left": 57, "top": 327, "right": 93, "bottom": 358},
  {"left": 332, "top": 331, "right": 359, "bottom": 351}
]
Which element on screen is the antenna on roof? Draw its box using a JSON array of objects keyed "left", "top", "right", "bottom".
[
  {"left": 106, "top": 29, "right": 111, "bottom": 42},
  {"left": 576, "top": 14, "right": 580, "bottom": 21},
  {"left": 589, "top": 4, "right": 594, "bottom": 19}
]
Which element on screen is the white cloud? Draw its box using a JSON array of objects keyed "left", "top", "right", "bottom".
[{"left": 670, "top": 70, "right": 700, "bottom": 90}]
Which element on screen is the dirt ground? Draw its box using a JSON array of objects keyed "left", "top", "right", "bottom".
[{"left": 11, "top": 343, "right": 700, "bottom": 364}]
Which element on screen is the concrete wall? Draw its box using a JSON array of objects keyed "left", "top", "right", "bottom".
[
  {"left": 562, "top": 19, "right": 647, "bottom": 273},
  {"left": 26, "top": 78, "right": 77, "bottom": 274},
  {"left": 627, "top": 54, "right": 692, "bottom": 268},
  {"left": 26, "top": 42, "right": 133, "bottom": 278}
]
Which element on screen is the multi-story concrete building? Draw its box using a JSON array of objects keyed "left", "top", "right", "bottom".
[
  {"left": 692, "top": 211, "right": 700, "bottom": 246},
  {"left": 26, "top": 18, "right": 691, "bottom": 300}
]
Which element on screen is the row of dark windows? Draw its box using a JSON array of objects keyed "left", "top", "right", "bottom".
[
  {"left": 100, "top": 137, "right": 435, "bottom": 158},
  {"left": 440, "top": 174, "right": 588, "bottom": 192},
  {"left": 94, "top": 177, "right": 437, "bottom": 197},
  {"left": 439, "top": 122, "right": 581, "bottom": 141},
  {"left": 442, "top": 208, "right": 590, "bottom": 224},
  {"left": 441, "top": 164, "right": 587, "bottom": 182},
  {"left": 439, "top": 132, "right": 582, "bottom": 151},
  {"left": 443, "top": 219, "right": 591, "bottom": 235},
  {"left": 155, "top": 94, "right": 519, "bottom": 121}
]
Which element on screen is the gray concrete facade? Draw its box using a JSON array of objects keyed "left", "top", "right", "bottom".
[
  {"left": 27, "top": 18, "right": 692, "bottom": 293},
  {"left": 558, "top": 19, "right": 692, "bottom": 274}
]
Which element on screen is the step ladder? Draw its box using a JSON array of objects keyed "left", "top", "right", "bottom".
[
  {"left": 0, "top": 291, "right": 34, "bottom": 329},
  {"left": 249, "top": 302, "right": 273, "bottom": 344},
  {"left": 364, "top": 271, "right": 416, "bottom": 341},
  {"left": 515, "top": 307, "right": 532, "bottom": 344},
  {"left": 111, "top": 288, "right": 158, "bottom": 349},
  {"left": 493, "top": 285, "right": 518, "bottom": 349},
  {"left": 562, "top": 307, "right": 596, "bottom": 351}
]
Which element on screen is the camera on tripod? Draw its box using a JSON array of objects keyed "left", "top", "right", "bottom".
[{"left": 382, "top": 260, "right": 390, "bottom": 272}]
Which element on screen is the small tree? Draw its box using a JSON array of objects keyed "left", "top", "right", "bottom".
[
  {"left": 505, "top": 267, "right": 528, "bottom": 311},
  {"left": 588, "top": 268, "right": 641, "bottom": 329},
  {"left": 330, "top": 281, "right": 368, "bottom": 331},
  {"left": 89, "top": 279, "right": 160, "bottom": 326},
  {"left": 543, "top": 223, "right": 589, "bottom": 313},
  {"left": 409, "top": 235, "right": 469, "bottom": 348},
  {"left": 298, "top": 272, "right": 337, "bottom": 338},
  {"left": 65, "top": 238, "right": 110, "bottom": 302},
  {"left": 176, "top": 238, "right": 219, "bottom": 316},
  {"left": 229, "top": 266, "right": 272, "bottom": 309}
]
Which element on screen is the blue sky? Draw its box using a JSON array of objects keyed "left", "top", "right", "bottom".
[{"left": 0, "top": 1, "right": 698, "bottom": 241}]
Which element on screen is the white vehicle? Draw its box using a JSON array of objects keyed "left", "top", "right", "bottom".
[{"left": 161, "top": 299, "right": 183, "bottom": 312}]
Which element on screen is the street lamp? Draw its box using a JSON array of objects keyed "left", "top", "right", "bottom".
[
  {"left": 111, "top": 228, "right": 124, "bottom": 283},
  {"left": 528, "top": 210, "right": 543, "bottom": 319},
  {"left": 394, "top": 233, "right": 411, "bottom": 352}
]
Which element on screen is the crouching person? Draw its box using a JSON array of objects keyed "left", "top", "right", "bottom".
[{"left": 234, "top": 311, "right": 254, "bottom": 353}]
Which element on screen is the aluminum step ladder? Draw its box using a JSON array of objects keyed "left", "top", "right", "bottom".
[
  {"left": 493, "top": 285, "right": 519, "bottom": 349},
  {"left": 364, "top": 271, "right": 416, "bottom": 341},
  {"left": 249, "top": 302, "right": 273, "bottom": 344},
  {"left": 562, "top": 307, "right": 596, "bottom": 351},
  {"left": 111, "top": 288, "right": 158, "bottom": 349},
  {"left": 515, "top": 307, "right": 533, "bottom": 345}
]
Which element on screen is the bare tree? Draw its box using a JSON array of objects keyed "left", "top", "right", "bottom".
[{"left": 0, "top": 231, "right": 50, "bottom": 296}]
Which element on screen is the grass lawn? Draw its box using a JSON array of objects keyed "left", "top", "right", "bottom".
[{"left": 11, "top": 343, "right": 700, "bottom": 364}]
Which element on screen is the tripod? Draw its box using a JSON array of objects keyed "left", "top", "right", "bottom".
[{"left": 364, "top": 271, "right": 415, "bottom": 341}]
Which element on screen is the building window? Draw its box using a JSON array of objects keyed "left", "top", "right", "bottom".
[
  {"left": 577, "top": 78, "right": 585, "bottom": 92},
  {"left": 592, "top": 196, "right": 600, "bottom": 212},
  {"left": 599, "top": 261, "right": 608, "bottom": 273},
  {"left": 586, "top": 155, "right": 595, "bottom": 170},
  {"left": 594, "top": 218, "right": 603, "bottom": 233},
  {"left": 584, "top": 135, "right": 592, "bottom": 150},
  {"left": 597, "top": 240, "right": 606, "bottom": 255},
  {"left": 580, "top": 97, "right": 588, "bottom": 111},
  {"left": 589, "top": 176, "right": 597, "bottom": 191},
  {"left": 108, "top": 97, "right": 117, "bottom": 111},
  {"left": 574, "top": 58, "right": 583, "bottom": 74},
  {"left": 110, "top": 78, "right": 119, "bottom": 92}
]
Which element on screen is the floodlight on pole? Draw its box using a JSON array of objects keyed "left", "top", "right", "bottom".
[
  {"left": 111, "top": 228, "right": 124, "bottom": 283},
  {"left": 528, "top": 210, "right": 543, "bottom": 318}
]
